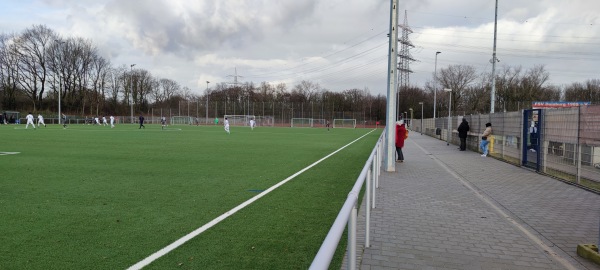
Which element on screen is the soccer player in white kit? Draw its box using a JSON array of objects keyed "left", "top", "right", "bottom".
[
  {"left": 26, "top": 112, "right": 36, "bottom": 129},
  {"left": 249, "top": 118, "right": 256, "bottom": 130},
  {"left": 37, "top": 114, "right": 46, "bottom": 127},
  {"left": 62, "top": 113, "right": 67, "bottom": 128},
  {"left": 102, "top": 116, "right": 108, "bottom": 126},
  {"left": 224, "top": 117, "right": 230, "bottom": 134},
  {"left": 94, "top": 117, "right": 101, "bottom": 125},
  {"left": 109, "top": 116, "right": 115, "bottom": 128}
]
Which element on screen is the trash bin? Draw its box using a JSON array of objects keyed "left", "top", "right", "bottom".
[{"left": 435, "top": 128, "right": 441, "bottom": 135}]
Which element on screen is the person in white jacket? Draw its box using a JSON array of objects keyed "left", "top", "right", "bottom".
[
  {"left": 37, "top": 114, "right": 46, "bottom": 127},
  {"left": 224, "top": 117, "right": 230, "bottom": 134},
  {"left": 26, "top": 113, "right": 36, "bottom": 129}
]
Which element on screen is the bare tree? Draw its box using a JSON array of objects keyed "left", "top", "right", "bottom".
[
  {"left": 14, "top": 25, "right": 57, "bottom": 110},
  {"left": 565, "top": 79, "right": 600, "bottom": 103},
  {"left": 292, "top": 80, "right": 320, "bottom": 102},
  {"left": 105, "top": 66, "right": 125, "bottom": 113},
  {"left": 155, "top": 78, "right": 180, "bottom": 104},
  {"left": 90, "top": 54, "right": 110, "bottom": 115},
  {"left": 437, "top": 64, "right": 478, "bottom": 114},
  {"left": 0, "top": 33, "right": 21, "bottom": 109},
  {"left": 521, "top": 65, "right": 550, "bottom": 102}
]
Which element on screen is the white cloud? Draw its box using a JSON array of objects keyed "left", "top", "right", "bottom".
[{"left": 1, "top": 0, "right": 598, "bottom": 95}]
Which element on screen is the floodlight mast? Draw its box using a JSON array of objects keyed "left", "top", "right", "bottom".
[
  {"left": 384, "top": 0, "right": 400, "bottom": 172},
  {"left": 55, "top": 39, "right": 65, "bottom": 125},
  {"left": 130, "top": 64, "right": 136, "bottom": 124},
  {"left": 444, "top": 88, "right": 452, "bottom": 146},
  {"left": 419, "top": 102, "right": 423, "bottom": 135},
  {"left": 490, "top": 0, "right": 498, "bottom": 113},
  {"left": 433, "top": 51, "right": 441, "bottom": 120},
  {"left": 205, "top": 81, "right": 210, "bottom": 125}
]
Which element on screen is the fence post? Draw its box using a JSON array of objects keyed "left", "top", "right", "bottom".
[
  {"left": 372, "top": 153, "right": 377, "bottom": 209},
  {"left": 348, "top": 203, "right": 357, "bottom": 270},
  {"left": 366, "top": 167, "right": 371, "bottom": 248},
  {"left": 576, "top": 106, "right": 582, "bottom": 184}
]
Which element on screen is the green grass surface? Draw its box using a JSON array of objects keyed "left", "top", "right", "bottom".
[{"left": 0, "top": 123, "right": 381, "bottom": 269}]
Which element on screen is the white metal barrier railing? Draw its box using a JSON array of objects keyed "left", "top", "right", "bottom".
[{"left": 310, "top": 129, "right": 385, "bottom": 270}]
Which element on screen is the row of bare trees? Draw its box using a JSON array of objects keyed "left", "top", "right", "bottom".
[
  {"left": 0, "top": 25, "right": 386, "bottom": 121},
  {"left": 400, "top": 64, "right": 599, "bottom": 119},
  {"left": 1, "top": 25, "right": 598, "bottom": 121},
  {"left": 0, "top": 25, "right": 197, "bottom": 116}
]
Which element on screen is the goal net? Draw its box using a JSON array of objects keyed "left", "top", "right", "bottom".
[
  {"left": 224, "top": 115, "right": 255, "bottom": 126},
  {"left": 291, "top": 118, "right": 313, "bottom": 128},
  {"left": 170, "top": 116, "right": 194, "bottom": 125},
  {"left": 333, "top": 119, "right": 356, "bottom": 128},
  {"left": 313, "top": 119, "right": 326, "bottom": 128},
  {"left": 255, "top": 116, "right": 274, "bottom": 127}
]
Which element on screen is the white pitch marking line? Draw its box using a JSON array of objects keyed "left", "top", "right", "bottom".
[{"left": 128, "top": 129, "right": 377, "bottom": 270}]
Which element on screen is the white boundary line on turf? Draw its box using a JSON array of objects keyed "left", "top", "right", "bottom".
[{"left": 128, "top": 129, "right": 377, "bottom": 270}]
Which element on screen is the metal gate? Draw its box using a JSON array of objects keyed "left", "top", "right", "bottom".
[{"left": 522, "top": 109, "right": 542, "bottom": 171}]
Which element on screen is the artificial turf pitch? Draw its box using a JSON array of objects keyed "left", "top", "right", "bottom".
[{"left": 0, "top": 123, "right": 381, "bottom": 269}]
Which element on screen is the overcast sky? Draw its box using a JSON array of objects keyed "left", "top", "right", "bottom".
[{"left": 1, "top": 0, "right": 599, "bottom": 96}]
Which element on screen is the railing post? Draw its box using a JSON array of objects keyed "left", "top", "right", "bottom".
[
  {"left": 372, "top": 154, "right": 377, "bottom": 209},
  {"left": 376, "top": 146, "right": 380, "bottom": 188},
  {"left": 378, "top": 142, "right": 382, "bottom": 178},
  {"left": 365, "top": 167, "right": 371, "bottom": 248},
  {"left": 348, "top": 203, "right": 357, "bottom": 270}
]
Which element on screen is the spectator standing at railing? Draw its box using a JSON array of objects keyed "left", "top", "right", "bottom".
[
  {"left": 480, "top": 122, "right": 493, "bottom": 157},
  {"left": 395, "top": 120, "right": 407, "bottom": 163},
  {"left": 457, "top": 118, "right": 470, "bottom": 151}
]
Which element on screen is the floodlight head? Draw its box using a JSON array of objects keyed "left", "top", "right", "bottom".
[
  {"left": 443, "top": 88, "right": 452, "bottom": 92},
  {"left": 436, "top": 51, "right": 441, "bottom": 55}
]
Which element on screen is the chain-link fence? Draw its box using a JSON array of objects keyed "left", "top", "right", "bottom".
[{"left": 411, "top": 104, "right": 600, "bottom": 192}]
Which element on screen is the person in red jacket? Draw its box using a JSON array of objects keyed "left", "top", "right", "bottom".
[{"left": 395, "top": 120, "right": 407, "bottom": 162}]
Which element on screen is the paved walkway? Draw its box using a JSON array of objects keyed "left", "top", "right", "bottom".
[{"left": 349, "top": 133, "right": 600, "bottom": 270}]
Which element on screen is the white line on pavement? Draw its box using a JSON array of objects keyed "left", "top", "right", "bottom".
[{"left": 410, "top": 140, "right": 579, "bottom": 270}]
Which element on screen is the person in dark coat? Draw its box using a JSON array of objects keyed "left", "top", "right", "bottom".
[
  {"left": 457, "top": 118, "right": 470, "bottom": 151},
  {"left": 139, "top": 115, "right": 145, "bottom": 129}
]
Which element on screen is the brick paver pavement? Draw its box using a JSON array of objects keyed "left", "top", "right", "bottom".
[{"left": 346, "top": 133, "right": 600, "bottom": 270}]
